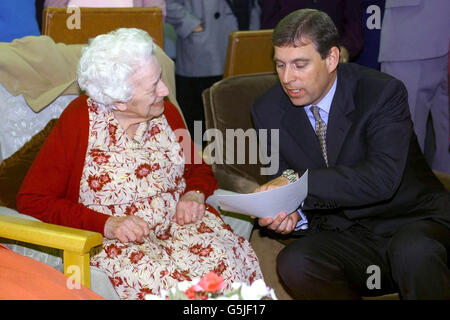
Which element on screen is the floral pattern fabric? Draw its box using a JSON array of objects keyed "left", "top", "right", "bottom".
[{"left": 79, "top": 100, "right": 262, "bottom": 300}]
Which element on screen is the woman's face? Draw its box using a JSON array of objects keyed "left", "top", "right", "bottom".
[{"left": 116, "top": 58, "right": 169, "bottom": 122}]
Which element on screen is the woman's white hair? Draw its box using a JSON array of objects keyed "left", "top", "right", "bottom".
[{"left": 77, "top": 28, "right": 156, "bottom": 111}]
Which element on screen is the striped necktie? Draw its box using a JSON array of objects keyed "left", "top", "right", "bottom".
[{"left": 310, "top": 105, "right": 329, "bottom": 166}]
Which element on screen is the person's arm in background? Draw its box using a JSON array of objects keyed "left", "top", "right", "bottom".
[
  {"left": 165, "top": 0, "right": 203, "bottom": 38},
  {"left": 340, "top": 0, "right": 365, "bottom": 61},
  {"left": 249, "top": 0, "right": 261, "bottom": 30}
]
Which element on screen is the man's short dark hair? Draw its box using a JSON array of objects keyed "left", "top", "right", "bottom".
[{"left": 272, "top": 9, "right": 340, "bottom": 59}]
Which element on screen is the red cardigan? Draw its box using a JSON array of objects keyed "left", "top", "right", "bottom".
[{"left": 17, "top": 95, "right": 218, "bottom": 234}]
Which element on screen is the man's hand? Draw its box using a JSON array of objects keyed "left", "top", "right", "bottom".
[
  {"left": 253, "top": 175, "right": 290, "bottom": 193},
  {"left": 104, "top": 216, "right": 150, "bottom": 244},
  {"left": 172, "top": 191, "right": 206, "bottom": 225},
  {"left": 258, "top": 211, "right": 300, "bottom": 235},
  {"left": 252, "top": 176, "right": 300, "bottom": 234},
  {"left": 250, "top": 176, "right": 295, "bottom": 230}
]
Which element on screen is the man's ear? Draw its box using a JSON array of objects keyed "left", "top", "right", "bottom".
[
  {"left": 326, "top": 46, "right": 340, "bottom": 73},
  {"left": 114, "top": 102, "right": 127, "bottom": 111}
]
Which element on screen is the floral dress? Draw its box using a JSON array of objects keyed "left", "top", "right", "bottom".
[{"left": 79, "top": 100, "right": 263, "bottom": 300}]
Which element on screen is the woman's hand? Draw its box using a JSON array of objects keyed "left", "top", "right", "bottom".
[
  {"left": 104, "top": 216, "right": 150, "bottom": 244},
  {"left": 173, "top": 191, "right": 206, "bottom": 225}
]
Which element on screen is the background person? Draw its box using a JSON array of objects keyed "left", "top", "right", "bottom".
[
  {"left": 165, "top": 0, "right": 261, "bottom": 140},
  {"left": 378, "top": 0, "right": 450, "bottom": 173}
]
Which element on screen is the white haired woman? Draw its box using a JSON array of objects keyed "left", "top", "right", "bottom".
[{"left": 17, "top": 28, "right": 262, "bottom": 300}]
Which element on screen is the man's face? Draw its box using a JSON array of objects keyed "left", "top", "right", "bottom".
[{"left": 274, "top": 42, "right": 338, "bottom": 106}]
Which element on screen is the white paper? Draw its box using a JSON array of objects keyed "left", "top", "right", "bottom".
[{"left": 216, "top": 170, "right": 308, "bottom": 218}]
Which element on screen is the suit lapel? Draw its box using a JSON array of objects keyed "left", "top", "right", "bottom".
[
  {"left": 326, "top": 69, "right": 355, "bottom": 166},
  {"left": 281, "top": 98, "right": 326, "bottom": 167}
]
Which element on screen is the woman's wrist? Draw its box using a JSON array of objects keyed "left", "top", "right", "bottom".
[{"left": 183, "top": 190, "right": 205, "bottom": 203}]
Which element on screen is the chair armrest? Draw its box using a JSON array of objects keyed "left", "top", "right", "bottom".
[{"left": 0, "top": 214, "right": 102, "bottom": 289}]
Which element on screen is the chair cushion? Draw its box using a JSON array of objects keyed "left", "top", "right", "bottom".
[
  {"left": 0, "top": 119, "right": 58, "bottom": 210},
  {"left": 202, "top": 72, "right": 278, "bottom": 190}
]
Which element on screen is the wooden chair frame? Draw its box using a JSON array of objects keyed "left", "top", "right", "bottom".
[{"left": 0, "top": 210, "right": 102, "bottom": 289}]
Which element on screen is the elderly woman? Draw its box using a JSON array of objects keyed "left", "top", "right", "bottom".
[{"left": 17, "top": 28, "right": 262, "bottom": 300}]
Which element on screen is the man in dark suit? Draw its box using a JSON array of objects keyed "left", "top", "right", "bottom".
[{"left": 251, "top": 9, "right": 450, "bottom": 299}]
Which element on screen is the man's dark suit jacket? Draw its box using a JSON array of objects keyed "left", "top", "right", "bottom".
[{"left": 251, "top": 63, "right": 449, "bottom": 237}]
